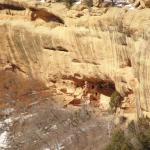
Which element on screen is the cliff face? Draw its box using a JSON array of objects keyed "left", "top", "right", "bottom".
[{"left": 0, "top": 1, "right": 150, "bottom": 118}]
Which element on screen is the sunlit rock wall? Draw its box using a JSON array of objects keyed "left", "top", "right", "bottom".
[{"left": 0, "top": 2, "right": 150, "bottom": 116}]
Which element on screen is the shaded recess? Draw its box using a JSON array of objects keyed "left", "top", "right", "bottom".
[
  {"left": 30, "top": 7, "right": 64, "bottom": 24},
  {"left": 0, "top": 2, "right": 65, "bottom": 24},
  {"left": 43, "top": 46, "right": 68, "bottom": 52},
  {"left": 98, "top": 80, "right": 116, "bottom": 96},
  {"left": 68, "top": 79, "right": 117, "bottom": 107},
  {"left": 0, "top": 4, "right": 25, "bottom": 10}
]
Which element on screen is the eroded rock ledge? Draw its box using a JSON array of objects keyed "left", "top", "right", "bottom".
[{"left": 0, "top": 0, "right": 150, "bottom": 119}]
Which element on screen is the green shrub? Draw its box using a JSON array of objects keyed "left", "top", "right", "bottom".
[
  {"left": 55, "top": 0, "right": 75, "bottom": 8},
  {"left": 138, "top": 117, "right": 150, "bottom": 131},
  {"left": 105, "top": 129, "right": 135, "bottom": 150},
  {"left": 128, "top": 120, "right": 136, "bottom": 135},
  {"left": 136, "top": 117, "right": 150, "bottom": 150},
  {"left": 109, "top": 91, "right": 122, "bottom": 113},
  {"left": 128, "top": 118, "right": 150, "bottom": 150},
  {"left": 137, "top": 131, "right": 150, "bottom": 150},
  {"left": 82, "top": 0, "right": 93, "bottom": 7},
  {"left": 70, "top": 106, "right": 92, "bottom": 127},
  {"left": 63, "top": 0, "right": 75, "bottom": 8},
  {"left": 105, "top": 117, "right": 150, "bottom": 150}
]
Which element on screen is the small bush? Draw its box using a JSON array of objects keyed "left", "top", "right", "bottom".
[
  {"left": 138, "top": 117, "right": 150, "bottom": 131},
  {"left": 106, "top": 117, "right": 150, "bottom": 150},
  {"left": 82, "top": 0, "right": 93, "bottom": 7},
  {"left": 136, "top": 117, "right": 150, "bottom": 150},
  {"left": 63, "top": 0, "right": 93, "bottom": 9},
  {"left": 137, "top": 132, "right": 150, "bottom": 150},
  {"left": 128, "top": 117, "right": 150, "bottom": 150},
  {"left": 55, "top": 0, "right": 75, "bottom": 8},
  {"left": 63, "top": 0, "right": 76, "bottom": 8},
  {"left": 105, "top": 129, "right": 135, "bottom": 150},
  {"left": 128, "top": 120, "right": 136, "bottom": 135},
  {"left": 70, "top": 106, "right": 92, "bottom": 127},
  {"left": 109, "top": 91, "right": 122, "bottom": 113}
]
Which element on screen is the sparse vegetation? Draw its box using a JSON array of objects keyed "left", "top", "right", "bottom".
[
  {"left": 62, "top": 0, "right": 93, "bottom": 9},
  {"left": 82, "top": 0, "right": 93, "bottom": 7},
  {"left": 128, "top": 120, "right": 136, "bottom": 135},
  {"left": 54, "top": 0, "right": 75, "bottom": 8},
  {"left": 63, "top": 0, "right": 76, "bottom": 8},
  {"left": 105, "top": 117, "right": 150, "bottom": 150},
  {"left": 130, "top": 117, "right": 150, "bottom": 150},
  {"left": 105, "top": 129, "right": 135, "bottom": 150},
  {"left": 70, "top": 105, "right": 92, "bottom": 127},
  {"left": 109, "top": 91, "right": 122, "bottom": 113}
]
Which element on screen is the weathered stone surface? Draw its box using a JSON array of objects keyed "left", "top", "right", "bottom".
[
  {"left": 0, "top": 1, "right": 150, "bottom": 118},
  {"left": 129, "top": 0, "right": 150, "bottom": 8}
]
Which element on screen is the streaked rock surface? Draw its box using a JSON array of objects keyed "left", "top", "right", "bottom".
[{"left": 0, "top": 0, "right": 150, "bottom": 131}]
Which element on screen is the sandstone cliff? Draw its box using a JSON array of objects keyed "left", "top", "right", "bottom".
[{"left": 0, "top": 0, "right": 150, "bottom": 120}]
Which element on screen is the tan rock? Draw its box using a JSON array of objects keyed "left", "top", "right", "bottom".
[
  {"left": 128, "top": 0, "right": 150, "bottom": 8},
  {"left": 0, "top": 1, "right": 150, "bottom": 118}
]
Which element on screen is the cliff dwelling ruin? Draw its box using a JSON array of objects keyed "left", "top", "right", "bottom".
[{"left": 0, "top": 0, "right": 150, "bottom": 149}]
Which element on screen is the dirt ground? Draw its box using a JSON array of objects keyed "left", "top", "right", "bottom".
[{"left": 0, "top": 92, "right": 114, "bottom": 150}]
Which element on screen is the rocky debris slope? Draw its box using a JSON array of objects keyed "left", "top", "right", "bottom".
[
  {"left": 128, "top": 0, "right": 150, "bottom": 8},
  {"left": 86, "top": 0, "right": 150, "bottom": 9},
  {"left": 0, "top": 97, "right": 114, "bottom": 150}
]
